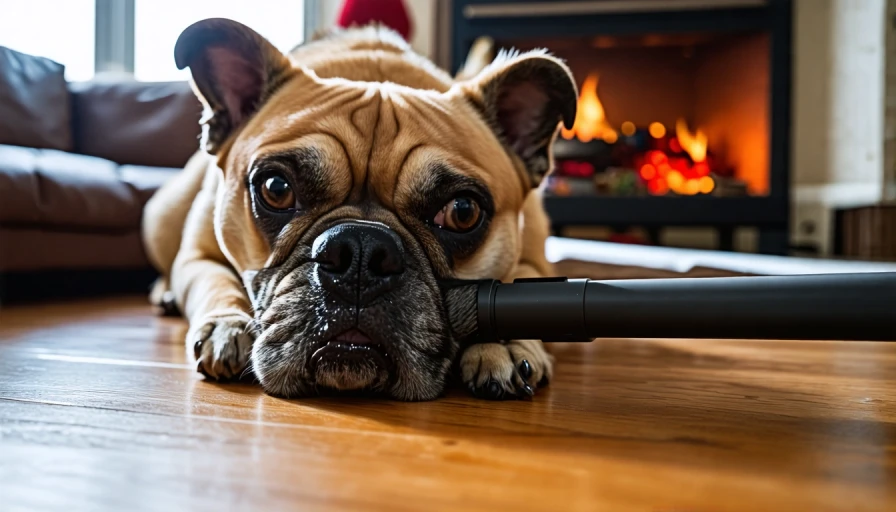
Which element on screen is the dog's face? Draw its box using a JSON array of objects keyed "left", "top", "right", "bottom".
[{"left": 174, "top": 19, "right": 576, "bottom": 400}]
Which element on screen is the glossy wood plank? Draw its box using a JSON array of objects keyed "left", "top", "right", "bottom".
[{"left": 1, "top": 296, "right": 894, "bottom": 511}]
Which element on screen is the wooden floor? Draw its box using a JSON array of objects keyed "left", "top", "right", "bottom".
[{"left": 1, "top": 296, "right": 894, "bottom": 512}]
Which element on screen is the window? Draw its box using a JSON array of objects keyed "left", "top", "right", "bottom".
[
  {"left": 0, "top": 0, "right": 96, "bottom": 81},
  {"left": 134, "top": 0, "right": 305, "bottom": 82},
  {"left": 0, "top": 0, "right": 306, "bottom": 83}
]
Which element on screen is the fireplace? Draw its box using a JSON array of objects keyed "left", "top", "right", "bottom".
[{"left": 447, "top": 0, "right": 793, "bottom": 254}]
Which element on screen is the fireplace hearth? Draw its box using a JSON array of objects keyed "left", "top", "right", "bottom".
[{"left": 448, "top": 0, "right": 793, "bottom": 254}]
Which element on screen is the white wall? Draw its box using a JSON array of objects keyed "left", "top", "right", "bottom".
[
  {"left": 791, "top": 0, "right": 888, "bottom": 253},
  {"left": 405, "top": 0, "right": 436, "bottom": 58}
]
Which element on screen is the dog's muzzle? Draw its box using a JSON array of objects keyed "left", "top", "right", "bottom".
[
  {"left": 305, "top": 221, "right": 405, "bottom": 390},
  {"left": 248, "top": 218, "right": 452, "bottom": 399},
  {"left": 311, "top": 220, "right": 406, "bottom": 306}
]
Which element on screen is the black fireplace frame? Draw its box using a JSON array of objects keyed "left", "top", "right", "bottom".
[{"left": 449, "top": 0, "right": 793, "bottom": 254}]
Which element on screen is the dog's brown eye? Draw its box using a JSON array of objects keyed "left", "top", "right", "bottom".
[
  {"left": 259, "top": 174, "right": 296, "bottom": 211},
  {"left": 433, "top": 197, "right": 482, "bottom": 232}
]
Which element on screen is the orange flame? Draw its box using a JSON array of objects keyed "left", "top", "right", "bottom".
[
  {"left": 675, "top": 118, "right": 708, "bottom": 163},
  {"left": 561, "top": 73, "right": 617, "bottom": 144}
]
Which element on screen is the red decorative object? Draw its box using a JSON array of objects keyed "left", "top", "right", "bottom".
[
  {"left": 557, "top": 160, "right": 595, "bottom": 178},
  {"left": 337, "top": 0, "right": 413, "bottom": 41},
  {"left": 608, "top": 233, "right": 649, "bottom": 245}
]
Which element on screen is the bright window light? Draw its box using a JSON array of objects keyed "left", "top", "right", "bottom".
[
  {"left": 134, "top": 0, "right": 305, "bottom": 82},
  {"left": 0, "top": 0, "right": 96, "bottom": 81}
]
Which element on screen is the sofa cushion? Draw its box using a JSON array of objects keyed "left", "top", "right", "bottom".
[
  {"left": 0, "top": 46, "right": 72, "bottom": 151},
  {"left": 69, "top": 79, "right": 202, "bottom": 168},
  {"left": 0, "top": 144, "right": 180, "bottom": 231}
]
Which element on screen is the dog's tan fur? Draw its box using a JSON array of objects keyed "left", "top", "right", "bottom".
[{"left": 142, "top": 20, "right": 576, "bottom": 399}]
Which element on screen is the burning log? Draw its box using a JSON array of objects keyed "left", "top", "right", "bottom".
[{"left": 551, "top": 71, "right": 747, "bottom": 197}]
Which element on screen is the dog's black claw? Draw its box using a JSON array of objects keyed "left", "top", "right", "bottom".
[
  {"left": 471, "top": 379, "right": 508, "bottom": 400},
  {"left": 518, "top": 359, "right": 532, "bottom": 380},
  {"left": 486, "top": 380, "right": 502, "bottom": 398},
  {"left": 193, "top": 339, "right": 204, "bottom": 359},
  {"left": 196, "top": 360, "right": 211, "bottom": 379},
  {"left": 520, "top": 383, "right": 535, "bottom": 397}
]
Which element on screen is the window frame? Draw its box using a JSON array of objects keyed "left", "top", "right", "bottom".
[
  {"left": 92, "top": 0, "right": 318, "bottom": 79},
  {"left": 94, "top": 0, "right": 134, "bottom": 74}
]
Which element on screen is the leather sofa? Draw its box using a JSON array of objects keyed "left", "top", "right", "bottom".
[{"left": 0, "top": 46, "right": 202, "bottom": 301}]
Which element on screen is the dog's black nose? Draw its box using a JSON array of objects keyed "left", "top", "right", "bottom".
[{"left": 312, "top": 221, "right": 405, "bottom": 305}]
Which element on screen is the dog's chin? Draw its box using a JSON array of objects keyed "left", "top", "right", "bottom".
[
  {"left": 250, "top": 268, "right": 457, "bottom": 401},
  {"left": 310, "top": 330, "right": 393, "bottom": 393}
]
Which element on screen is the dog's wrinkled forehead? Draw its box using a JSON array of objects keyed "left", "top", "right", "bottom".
[
  {"left": 228, "top": 80, "right": 523, "bottom": 212},
  {"left": 174, "top": 18, "right": 576, "bottom": 196}
]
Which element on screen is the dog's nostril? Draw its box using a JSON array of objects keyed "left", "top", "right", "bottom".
[
  {"left": 368, "top": 246, "right": 404, "bottom": 276},
  {"left": 316, "top": 240, "right": 356, "bottom": 275},
  {"left": 335, "top": 244, "right": 353, "bottom": 273}
]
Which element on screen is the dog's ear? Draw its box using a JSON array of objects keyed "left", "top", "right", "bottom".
[
  {"left": 461, "top": 51, "right": 577, "bottom": 188},
  {"left": 175, "top": 18, "right": 295, "bottom": 154}
]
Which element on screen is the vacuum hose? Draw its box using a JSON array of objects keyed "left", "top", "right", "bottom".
[{"left": 442, "top": 273, "right": 896, "bottom": 343}]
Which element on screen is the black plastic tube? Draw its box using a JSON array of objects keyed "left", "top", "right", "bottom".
[{"left": 474, "top": 273, "right": 896, "bottom": 342}]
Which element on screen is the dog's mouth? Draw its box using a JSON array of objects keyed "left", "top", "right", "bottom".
[{"left": 309, "top": 329, "right": 393, "bottom": 392}]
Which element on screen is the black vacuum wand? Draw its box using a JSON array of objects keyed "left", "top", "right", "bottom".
[{"left": 442, "top": 273, "right": 896, "bottom": 343}]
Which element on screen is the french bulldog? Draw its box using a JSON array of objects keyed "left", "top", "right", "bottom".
[{"left": 141, "top": 18, "right": 577, "bottom": 401}]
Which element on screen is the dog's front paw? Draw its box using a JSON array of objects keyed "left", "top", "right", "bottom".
[
  {"left": 460, "top": 340, "right": 554, "bottom": 400},
  {"left": 189, "top": 313, "right": 256, "bottom": 381}
]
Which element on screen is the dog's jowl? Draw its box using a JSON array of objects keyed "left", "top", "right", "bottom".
[{"left": 141, "top": 18, "right": 577, "bottom": 401}]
